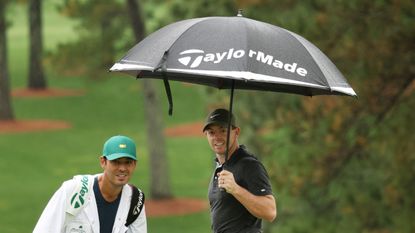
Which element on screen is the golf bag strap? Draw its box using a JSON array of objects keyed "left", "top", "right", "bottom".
[{"left": 125, "top": 184, "right": 145, "bottom": 227}]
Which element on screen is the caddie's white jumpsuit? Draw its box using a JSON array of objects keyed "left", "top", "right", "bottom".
[{"left": 33, "top": 174, "right": 147, "bottom": 233}]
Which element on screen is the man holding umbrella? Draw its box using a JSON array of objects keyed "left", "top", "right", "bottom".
[
  {"left": 203, "top": 108, "right": 277, "bottom": 233},
  {"left": 110, "top": 11, "right": 356, "bottom": 231}
]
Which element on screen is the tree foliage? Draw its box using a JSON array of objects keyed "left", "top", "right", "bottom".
[{"left": 48, "top": 0, "right": 131, "bottom": 76}]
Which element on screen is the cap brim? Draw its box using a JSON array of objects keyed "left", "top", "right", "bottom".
[
  {"left": 202, "top": 122, "right": 232, "bottom": 132},
  {"left": 105, "top": 153, "right": 136, "bottom": 161}
]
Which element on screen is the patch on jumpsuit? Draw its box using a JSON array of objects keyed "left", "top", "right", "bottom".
[{"left": 65, "top": 220, "right": 92, "bottom": 233}]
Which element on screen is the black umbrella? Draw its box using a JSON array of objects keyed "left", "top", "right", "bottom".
[{"left": 110, "top": 11, "right": 357, "bottom": 160}]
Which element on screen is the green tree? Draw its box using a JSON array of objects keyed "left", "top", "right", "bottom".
[
  {"left": 141, "top": 0, "right": 236, "bottom": 32},
  {"left": 44, "top": 1, "right": 414, "bottom": 231},
  {"left": 53, "top": 0, "right": 173, "bottom": 199},
  {"left": 50, "top": 0, "right": 128, "bottom": 76},
  {"left": 126, "top": 0, "right": 172, "bottom": 199},
  {"left": 228, "top": 1, "right": 415, "bottom": 233}
]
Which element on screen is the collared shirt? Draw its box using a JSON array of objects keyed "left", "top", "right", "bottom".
[{"left": 208, "top": 145, "right": 273, "bottom": 233}]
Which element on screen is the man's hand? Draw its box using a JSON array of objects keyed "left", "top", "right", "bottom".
[
  {"left": 217, "top": 169, "right": 277, "bottom": 222},
  {"left": 217, "top": 170, "right": 238, "bottom": 194}
]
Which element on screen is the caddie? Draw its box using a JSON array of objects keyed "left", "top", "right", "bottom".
[{"left": 33, "top": 135, "right": 147, "bottom": 233}]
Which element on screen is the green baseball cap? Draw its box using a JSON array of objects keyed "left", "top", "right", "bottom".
[{"left": 103, "top": 135, "right": 137, "bottom": 160}]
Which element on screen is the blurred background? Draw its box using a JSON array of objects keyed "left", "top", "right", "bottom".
[{"left": 0, "top": 0, "right": 414, "bottom": 232}]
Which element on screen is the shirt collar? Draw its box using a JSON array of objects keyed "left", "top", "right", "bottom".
[{"left": 213, "top": 145, "right": 249, "bottom": 166}]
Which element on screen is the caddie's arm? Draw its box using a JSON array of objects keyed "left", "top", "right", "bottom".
[
  {"left": 33, "top": 183, "right": 68, "bottom": 233},
  {"left": 128, "top": 205, "right": 148, "bottom": 233}
]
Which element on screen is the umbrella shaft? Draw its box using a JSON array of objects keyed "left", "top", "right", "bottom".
[{"left": 225, "top": 80, "right": 235, "bottom": 163}]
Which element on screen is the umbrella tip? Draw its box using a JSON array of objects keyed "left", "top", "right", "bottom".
[{"left": 237, "top": 9, "right": 243, "bottom": 17}]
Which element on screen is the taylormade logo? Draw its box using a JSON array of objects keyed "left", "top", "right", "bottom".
[
  {"left": 70, "top": 176, "right": 89, "bottom": 209},
  {"left": 178, "top": 48, "right": 308, "bottom": 77},
  {"left": 133, "top": 191, "right": 145, "bottom": 215}
]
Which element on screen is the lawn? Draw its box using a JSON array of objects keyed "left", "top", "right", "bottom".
[{"left": 1, "top": 2, "right": 215, "bottom": 232}]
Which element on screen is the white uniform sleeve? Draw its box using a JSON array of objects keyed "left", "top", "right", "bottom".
[
  {"left": 33, "top": 182, "right": 69, "bottom": 233},
  {"left": 127, "top": 205, "right": 147, "bottom": 233}
]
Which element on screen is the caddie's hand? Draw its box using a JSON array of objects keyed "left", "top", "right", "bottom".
[{"left": 217, "top": 170, "right": 238, "bottom": 194}]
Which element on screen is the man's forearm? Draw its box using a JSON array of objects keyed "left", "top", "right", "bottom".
[{"left": 232, "top": 185, "right": 277, "bottom": 222}]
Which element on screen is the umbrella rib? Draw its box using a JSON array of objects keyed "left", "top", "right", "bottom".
[
  {"left": 155, "top": 17, "right": 213, "bottom": 69},
  {"left": 166, "top": 68, "right": 329, "bottom": 89},
  {"left": 282, "top": 30, "right": 331, "bottom": 88}
]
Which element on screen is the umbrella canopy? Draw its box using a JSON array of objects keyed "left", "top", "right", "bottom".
[
  {"left": 110, "top": 13, "right": 356, "bottom": 98},
  {"left": 110, "top": 12, "right": 357, "bottom": 161}
]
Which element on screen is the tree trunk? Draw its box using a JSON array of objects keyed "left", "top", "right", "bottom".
[
  {"left": 142, "top": 80, "right": 172, "bottom": 199},
  {"left": 0, "top": 1, "right": 14, "bottom": 120},
  {"left": 126, "top": 0, "right": 172, "bottom": 199},
  {"left": 28, "top": 0, "right": 46, "bottom": 89}
]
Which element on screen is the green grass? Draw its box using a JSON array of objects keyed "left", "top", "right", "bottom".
[
  {"left": 149, "top": 212, "right": 211, "bottom": 233},
  {"left": 1, "top": 2, "right": 213, "bottom": 233}
]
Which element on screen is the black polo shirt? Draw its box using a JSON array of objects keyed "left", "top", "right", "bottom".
[{"left": 208, "top": 145, "right": 273, "bottom": 233}]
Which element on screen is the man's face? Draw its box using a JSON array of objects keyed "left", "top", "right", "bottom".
[
  {"left": 205, "top": 124, "right": 239, "bottom": 156},
  {"left": 100, "top": 157, "right": 136, "bottom": 187}
]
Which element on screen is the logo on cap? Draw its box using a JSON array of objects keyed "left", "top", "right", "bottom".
[{"left": 119, "top": 144, "right": 127, "bottom": 149}]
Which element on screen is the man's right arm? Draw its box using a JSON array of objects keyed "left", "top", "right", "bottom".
[{"left": 232, "top": 185, "right": 277, "bottom": 222}]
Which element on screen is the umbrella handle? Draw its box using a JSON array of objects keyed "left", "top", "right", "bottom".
[
  {"left": 224, "top": 80, "right": 235, "bottom": 162},
  {"left": 220, "top": 80, "right": 235, "bottom": 193}
]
